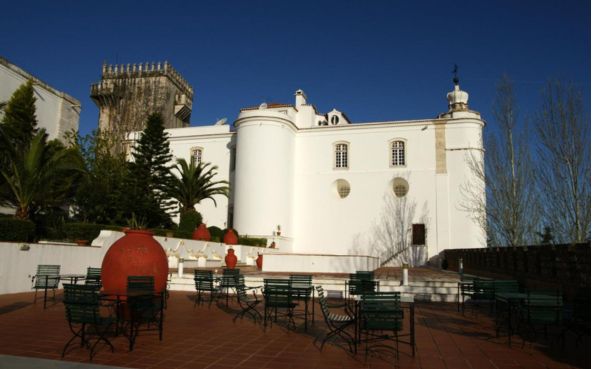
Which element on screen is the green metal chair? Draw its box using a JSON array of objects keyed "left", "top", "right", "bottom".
[
  {"left": 263, "top": 278, "right": 297, "bottom": 330},
  {"left": 31, "top": 264, "right": 61, "bottom": 309},
  {"left": 194, "top": 269, "right": 220, "bottom": 307},
  {"left": 360, "top": 292, "right": 404, "bottom": 365},
  {"left": 62, "top": 284, "right": 115, "bottom": 360},
  {"left": 84, "top": 267, "right": 102, "bottom": 290},
  {"left": 290, "top": 274, "right": 314, "bottom": 329},
  {"left": 518, "top": 290, "right": 563, "bottom": 348},
  {"left": 125, "top": 276, "right": 164, "bottom": 351},
  {"left": 315, "top": 286, "right": 355, "bottom": 353},
  {"left": 219, "top": 268, "right": 240, "bottom": 307},
  {"left": 233, "top": 275, "right": 262, "bottom": 323}
]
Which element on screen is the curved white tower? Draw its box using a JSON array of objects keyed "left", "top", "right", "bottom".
[
  {"left": 233, "top": 106, "right": 296, "bottom": 238},
  {"left": 439, "top": 78, "right": 487, "bottom": 249}
]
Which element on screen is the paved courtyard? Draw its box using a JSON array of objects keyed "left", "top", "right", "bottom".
[{"left": 0, "top": 290, "right": 589, "bottom": 369}]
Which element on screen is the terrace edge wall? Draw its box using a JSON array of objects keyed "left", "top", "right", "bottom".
[{"left": 443, "top": 243, "right": 590, "bottom": 299}]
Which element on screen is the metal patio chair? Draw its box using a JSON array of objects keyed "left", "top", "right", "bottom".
[{"left": 32, "top": 264, "right": 61, "bottom": 309}]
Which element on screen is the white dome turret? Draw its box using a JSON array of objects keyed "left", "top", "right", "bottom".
[{"left": 447, "top": 83, "right": 469, "bottom": 111}]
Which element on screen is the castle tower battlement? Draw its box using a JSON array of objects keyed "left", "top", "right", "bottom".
[{"left": 91, "top": 60, "right": 194, "bottom": 139}]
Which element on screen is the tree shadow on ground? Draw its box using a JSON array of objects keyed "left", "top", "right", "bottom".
[{"left": 0, "top": 301, "right": 32, "bottom": 315}]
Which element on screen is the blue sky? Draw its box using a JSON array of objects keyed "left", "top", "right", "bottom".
[{"left": 0, "top": 0, "right": 590, "bottom": 136}]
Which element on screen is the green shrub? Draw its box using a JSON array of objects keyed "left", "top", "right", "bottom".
[
  {"left": 150, "top": 228, "right": 175, "bottom": 237},
  {"left": 238, "top": 236, "right": 267, "bottom": 247},
  {"left": 208, "top": 226, "right": 223, "bottom": 242},
  {"left": 63, "top": 222, "right": 104, "bottom": 242},
  {"left": 0, "top": 217, "right": 35, "bottom": 242},
  {"left": 176, "top": 209, "right": 202, "bottom": 239}
]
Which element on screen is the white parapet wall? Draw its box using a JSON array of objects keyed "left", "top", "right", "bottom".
[
  {"left": 262, "top": 253, "right": 379, "bottom": 274},
  {"left": 0, "top": 241, "right": 109, "bottom": 295}
]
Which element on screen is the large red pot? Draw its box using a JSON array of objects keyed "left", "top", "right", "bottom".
[
  {"left": 256, "top": 254, "right": 263, "bottom": 270},
  {"left": 101, "top": 229, "right": 168, "bottom": 295},
  {"left": 225, "top": 248, "right": 238, "bottom": 269},
  {"left": 192, "top": 223, "right": 211, "bottom": 241},
  {"left": 223, "top": 228, "right": 238, "bottom": 245}
]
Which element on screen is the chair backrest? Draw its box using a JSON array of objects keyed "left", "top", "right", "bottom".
[
  {"left": 315, "top": 286, "right": 331, "bottom": 319},
  {"left": 234, "top": 275, "right": 251, "bottom": 301},
  {"left": 348, "top": 275, "right": 377, "bottom": 296},
  {"left": 524, "top": 290, "right": 563, "bottom": 324},
  {"left": 85, "top": 267, "right": 102, "bottom": 288},
  {"left": 290, "top": 275, "right": 312, "bottom": 288},
  {"left": 127, "top": 276, "right": 155, "bottom": 294},
  {"left": 63, "top": 284, "right": 101, "bottom": 324},
  {"left": 263, "top": 278, "right": 293, "bottom": 307},
  {"left": 86, "top": 267, "right": 101, "bottom": 278},
  {"left": 221, "top": 269, "right": 240, "bottom": 287},
  {"left": 473, "top": 279, "right": 495, "bottom": 299},
  {"left": 34, "top": 265, "right": 60, "bottom": 288},
  {"left": 355, "top": 271, "right": 374, "bottom": 281},
  {"left": 493, "top": 280, "right": 519, "bottom": 294},
  {"left": 194, "top": 270, "right": 215, "bottom": 291},
  {"left": 361, "top": 292, "right": 403, "bottom": 331}
]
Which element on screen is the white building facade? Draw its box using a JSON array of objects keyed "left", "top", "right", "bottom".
[
  {"left": 161, "top": 83, "right": 485, "bottom": 266},
  {"left": 0, "top": 57, "right": 80, "bottom": 142}
]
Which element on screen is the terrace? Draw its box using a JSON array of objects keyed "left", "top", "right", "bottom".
[{"left": 0, "top": 265, "right": 589, "bottom": 369}]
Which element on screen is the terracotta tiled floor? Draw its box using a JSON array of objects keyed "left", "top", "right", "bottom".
[{"left": 0, "top": 290, "right": 589, "bottom": 369}]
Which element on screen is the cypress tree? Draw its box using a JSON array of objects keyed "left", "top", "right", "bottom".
[
  {"left": 128, "top": 113, "right": 175, "bottom": 227},
  {"left": 1, "top": 80, "right": 39, "bottom": 146}
]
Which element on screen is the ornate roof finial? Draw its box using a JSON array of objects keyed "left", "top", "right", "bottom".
[{"left": 452, "top": 64, "right": 459, "bottom": 86}]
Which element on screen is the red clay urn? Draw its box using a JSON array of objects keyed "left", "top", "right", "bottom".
[
  {"left": 223, "top": 228, "right": 238, "bottom": 245},
  {"left": 192, "top": 223, "right": 211, "bottom": 241},
  {"left": 101, "top": 229, "right": 168, "bottom": 295},
  {"left": 225, "top": 248, "right": 238, "bottom": 269}
]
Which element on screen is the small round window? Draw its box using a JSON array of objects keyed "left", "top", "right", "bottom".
[
  {"left": 331, "top": 115, "right": 339, "bottom": 125},
  {"left": 334, "top": 179, "right": 351, "bottom": 199},
  {"left": 392, "top": 177, "right": 409, "bottom": 197}
]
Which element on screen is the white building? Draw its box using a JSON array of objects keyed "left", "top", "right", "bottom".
[
  {"left": 0, "top": 56, "right": 80, "bottom": 142},
  {"left": 137, "top": 81, "right": 485, "bottom": 267}
]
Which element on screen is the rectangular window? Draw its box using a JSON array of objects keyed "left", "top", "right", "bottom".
[
  {"left": 191, "top": 148, "right": 202, "bottom": 167},
  {"left": 391, "top": 141, "right": 405, "bottom": 166},
  {"left": 412, "top": 224, "right": 426, "bottom": 245},
  {"left": 335, "top": 143, "right": 348, "bottom": 168}
]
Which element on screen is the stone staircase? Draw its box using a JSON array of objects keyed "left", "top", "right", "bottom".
[{"left": 169, "top": 274, "right": 460, "bottom": 303}]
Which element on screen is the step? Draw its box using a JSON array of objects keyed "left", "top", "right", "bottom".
[{"left": 169, "top": 274, "right": 461, "bottom": 303}]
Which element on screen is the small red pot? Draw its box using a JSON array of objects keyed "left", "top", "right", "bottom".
[{"left": 225, "top": 248, "right": 238, "bottom": 269}]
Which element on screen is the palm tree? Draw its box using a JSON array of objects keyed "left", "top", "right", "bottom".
[
  {"left": 166, "top": 158, "right": 229, "bottom": 213},
  {"left": 0, "top": 130, "right": 84, "bottom": 219}
]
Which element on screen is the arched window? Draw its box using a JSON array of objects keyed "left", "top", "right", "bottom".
[
  {"left": 190, "top": 147, "right": 203, "bottom": 167},
  {"left": 390, "top": 140, "right": 406, "bottom": 167},
  {"left": 334, "top": 143, "right": 348, "bottom": 169}
]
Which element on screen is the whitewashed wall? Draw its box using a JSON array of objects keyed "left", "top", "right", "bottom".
[
  {"left": 262, "top": 253, "right": 379, "bottom": 273},
  {"left": 0, "top": 242, "right": 107, "bottom": 295},
  {"left": 293, "top": 120, "right": 439, "bottom": 260},
  {"left": 0, "top": 57, "right": 80, "bottom": 143},
  {"left": 167, "top": 126, "right": 233, "bottom": 228}
]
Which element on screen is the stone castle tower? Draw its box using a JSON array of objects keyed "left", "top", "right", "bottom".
[{"left": 90, "top": 61, "right": 193, "bottom": 137}]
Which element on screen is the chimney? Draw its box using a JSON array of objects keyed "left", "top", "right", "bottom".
[{"left": 295, "top": 89, "right": 307, "bottom": 108}]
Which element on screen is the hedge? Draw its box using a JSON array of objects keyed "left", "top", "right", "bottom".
[
  {"left": 62, "top": 223, "right": 105, "bottom": 242},
  {"left": 208, "top": 226, "right": 223, "bottom": 242},
  {"left": 0, "top": 217, "right": 35, "bottom": 242},
  {"left": 238, "top": 236, "right": 267, "bottom": 247}
]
